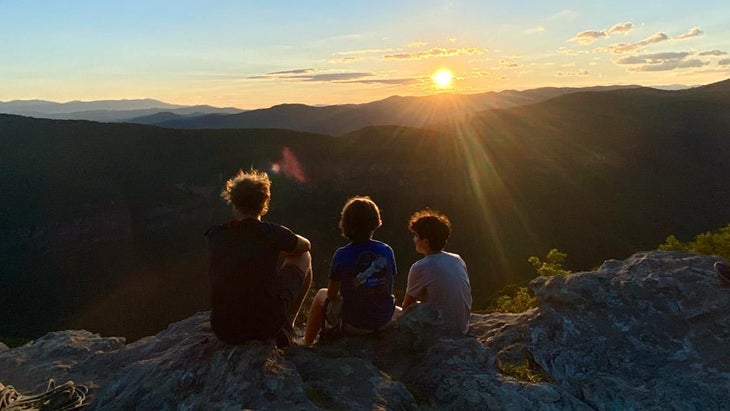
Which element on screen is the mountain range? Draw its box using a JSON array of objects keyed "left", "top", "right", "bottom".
[
  {"left": 0, "top": 98, "right": 243, "bottom": 123},
  {"left": 1, "top": 79, "right": 729, "bottom": 341},
  {"left": 1, "top": 86, "right": 641, "bottom": 135}
]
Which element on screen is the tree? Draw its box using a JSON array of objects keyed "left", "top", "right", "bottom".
[{"left": 658, "top": 224, "right": 730, "bottom": 260}]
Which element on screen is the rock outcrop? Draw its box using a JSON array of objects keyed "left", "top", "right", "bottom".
[{"left": 1, "top": 250, "right": 729, "bottom": 410}]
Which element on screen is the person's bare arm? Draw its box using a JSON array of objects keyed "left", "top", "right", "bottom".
[
  {"left": 283, "top": 235, "right": 310, "bottom": 256},
  {"left": 401, "top": 294, "right": 418, "bottom": 309}
]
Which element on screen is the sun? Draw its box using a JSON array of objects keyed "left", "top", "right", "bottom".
[{"left": 432, "top": 69, "right": 453, "bottom": 88}]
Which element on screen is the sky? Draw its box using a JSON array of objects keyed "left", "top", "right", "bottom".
[{"left": 2, "top": 1, "right": 729, "bottom": 109}]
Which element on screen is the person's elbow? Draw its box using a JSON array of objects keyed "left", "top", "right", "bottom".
[{"left": 291, "top": 235, "right": 311, "bottom": 255}]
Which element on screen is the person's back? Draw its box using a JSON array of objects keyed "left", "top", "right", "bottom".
[
  {"left": 402, "top": 209, "right": 472, "bottom": 334},
  {"left": 207, "top": 218, "right": 297, "bottom": 342},
  {"left": 406, "top": 250, "right": 471, "bottom": 333},
  {"left": 332, "top": 239, "right": 396, "bottom": 330},
  {"left": 206, "top": 169, "right": 311, "bottom": 346}
]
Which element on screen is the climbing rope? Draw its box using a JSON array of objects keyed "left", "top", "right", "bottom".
[{"left": 0, "top": 379, "right": 87, "bottom": 411}]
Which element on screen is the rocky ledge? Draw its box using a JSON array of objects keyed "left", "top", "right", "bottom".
[{"left": 1, "top": 250, "right": 729, "bottom": 410}]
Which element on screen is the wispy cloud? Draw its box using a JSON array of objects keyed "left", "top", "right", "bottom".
[
  {"left": 289, "top": 72, "right": 372, "bottom": 82},
  {"left": 612, "top": 51, "right": 721, "bottom": 72},
  {"left": 597, "top": 32, "right": 669, "bottom": 54},
  {"left": 383, "top": 47, "right": 486, "bottom": 60},
  {"left": 249, "top": 68, "right": 418, "bottom": 85},
  {"left": 627, "top": 59, "right": 709, "bottom": 72},
  {"left": 613, "top": 52, "right": 691, "bottom": 65},
  {"left": 608, "top": 22, "right": 633, "bottom": 35},
  {"left": 250, "top": 69, "right": 375, "bottom": 83},
  {"left": 328, "top": 56, "right": 363, "bottom": 64},
  {"left": 340, "top": 78, "right": 419, "bottom": 85},
  {"left": 697, "top": 49, "right": 727, "bottom": 56},
  {"left": 719, "top": 58, "right": 730, "bottom": 66},
  {"left": 555, "top": 69, "right": 590, "bottom": 77},
  {"left": 674, "top": 27, "right": 703, "bottom": 40},
  {"left": 267, "top": 68, "right": 316, "bottom": 75},
  {"left": 571, "top": 30, "right": 608, "bottom": 45},
  {"left": 570, "top": 21, "right": 633, "bottom": 45}
]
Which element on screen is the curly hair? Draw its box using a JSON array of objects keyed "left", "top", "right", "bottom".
[
  {"left": 339, "top": 196, "right": 382, "bottom": 242},
  {"left": 408, "top": 208, "right": 451, "bottom": 251},
  {"left": 220, "top": 169, "right": 271, "bottom": 217}
]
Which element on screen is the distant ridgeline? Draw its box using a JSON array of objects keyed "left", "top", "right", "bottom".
[{"left": 1, "top": 79, "right": 729, "bottom": 340}]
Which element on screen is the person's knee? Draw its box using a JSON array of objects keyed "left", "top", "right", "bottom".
[{"left": 313, "top": 288, "right": 328, "bottom": 306}]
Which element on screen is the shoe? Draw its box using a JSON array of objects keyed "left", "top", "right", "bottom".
[{"left": 714, "top": 262, "right": 730, "bottom": 286}]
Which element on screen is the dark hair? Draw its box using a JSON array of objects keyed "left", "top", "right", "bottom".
[
  {"left": 339, "top": 196, "right": 382, "bottom": 242},
  {"left": 408, "top": 208, "right": 451, "bottom": 251},
  {"left": 220, "top": 169, "right": 271, "bottom": 217}
]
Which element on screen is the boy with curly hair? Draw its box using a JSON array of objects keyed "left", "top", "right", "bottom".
[{"left": 206, "top": 169, "right": 312, "bottom": 347}]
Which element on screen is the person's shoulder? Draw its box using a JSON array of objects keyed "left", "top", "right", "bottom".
[
  {"left": 442, "top": 251, "right": 464, "bottom": 261},
  {"left": 370, "top": 239, "right": 394, "bottom": 252},
  {"left": 204, "top": 223, "right": 228, "bottom": 237},
  {"left": 259, "top": 219, "right": 295, "bottom": 234}
]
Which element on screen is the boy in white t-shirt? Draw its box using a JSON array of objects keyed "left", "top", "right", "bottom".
[{"left": 401, "top": 209, "right": 472, "bottom": 334}]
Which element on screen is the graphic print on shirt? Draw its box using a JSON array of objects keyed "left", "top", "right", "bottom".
[{"left": 353, "top": 252, "right": 388, "bottom": 288}]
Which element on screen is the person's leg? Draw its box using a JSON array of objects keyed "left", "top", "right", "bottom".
[
  {"left": 281, "top": 251, "right": 312, "bottom": 324},
  {"left": 303, "top": 288, "right": 328, "bottom": 345}
]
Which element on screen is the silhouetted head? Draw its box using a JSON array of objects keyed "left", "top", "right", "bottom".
[
  {"left": 408, "top": 208, "right": 451, "bottom": 253},
  {"left": 339, "top": 196, "right": 382, "bottom": 243},
  {"left": 220, "top": 169, "right": 271, "bottom": 218}
]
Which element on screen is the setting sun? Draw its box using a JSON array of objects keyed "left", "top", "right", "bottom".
[{"left": 432, "top": 69, "right": 453, "bottom": 88}]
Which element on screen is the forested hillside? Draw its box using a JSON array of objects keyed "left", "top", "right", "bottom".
[{"left": 1, "top": 79, "right": 728, "bottom": 340}]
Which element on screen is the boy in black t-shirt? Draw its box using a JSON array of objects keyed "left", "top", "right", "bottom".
[{"left": 206, "top": 169, "right": 311, "bottom": 347}]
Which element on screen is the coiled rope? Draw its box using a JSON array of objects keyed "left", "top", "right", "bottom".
[{"left": 0, "top": 379, "right": 87, "bottom": 411}]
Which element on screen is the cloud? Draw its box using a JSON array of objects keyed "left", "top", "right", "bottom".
[
  {"left": 697, "top": 50, "right": 727, "bottom": 56},
  {"left": 383, "top": 47, "right": 485, "bottom": 60},
  {"left": 408, "top": 41, "right": 427, "bottom": 48},
  {"left": 613, "top": 52, "right": 691, "bottom": 65},
  {"left": 570, "top": 30, "right": 607, "bottom": 45},
  {"left": 612, "top": 50, "right": 727, "bottom": 72},
  {"left": 328, "top": 56, "right": 363, "bottom": 64},
  {"left": 569, "top": 21, "right": 634, "bottom": 45},
  {"left": 674, "top": 27, "right": 703, "bottom": 40},
  {"left": 524, "top": 26, "right": 546, "bottom": 34},
  {"left": 597, "top": 32, "right": 669, "bottom": 54},
  {"left": 289, "top": 72, "right": 372, "bottom": 82},
  {"left": 267, "top": 68, "right": 316, "bottom": 75},
  {"left": 555, "top": 69, "right": 590, "bottom": 77},
  {"left": 627, "top": 59, "right": 709, "bottom": 72},
  {"left": 499, "top": 59, "right": 520, "bottom": 68},
  {"left": 608, "top": 22, "right": 633, "bottom": 35},
  {"left": 719, "top": 58, "right": 730, "bottom": 66},
  {"left": 251, "top": 69, "right": 380, "bottom": 83},
  {"left": 340, "top": 78, "right": 419, "bottom": 85}
]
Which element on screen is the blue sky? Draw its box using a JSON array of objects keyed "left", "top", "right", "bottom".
[{"left": 2, "top": 1, "right": 729, "bottom": 108}]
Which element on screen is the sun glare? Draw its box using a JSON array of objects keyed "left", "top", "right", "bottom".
[{"left": 432, "top": 69, "right": 453, "bottom": 88}]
